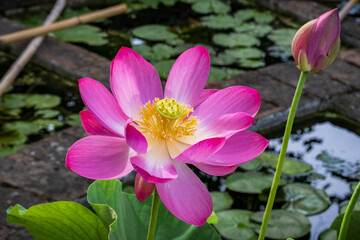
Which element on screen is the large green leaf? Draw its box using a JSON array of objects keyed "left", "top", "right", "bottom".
[
  {"left": 208, "top": 67, "right": 227, "bottom": 82},
  {"left": 226, "top": 172, "right": 287, "bottom": 194},
  {"left": 251, "top": 210, "right": 311, "bottom": 239},
  {"left": 210, "top": 191, "right": 234, "bottom": 212},
  {"left": 233, "top": 9, "right": 255, "bottom": 22},
  {"left": 339, "top": 200, "right": 360, "bottom": 214},
  {"left": 87, "top": 180, "right": 221, "bottom": 240},
  {"left": 253, "top": 11, "right": 275, "bottom": 24},
  {"left": 3, "top": 121, "right": 39, "bottom": 135},
  {"left": 25, "top": 94, "right": 61, "bottom": 109},
  {"left": 192, "top": 0, "right": 230, "bottom": 14},
  {"left": 132, "top": 44, "right": 175, "bottom": 62},
  {"left": 201, "top": 15, "right": 241, "bottom": 29},
  {"left": 212, "top": 33, "right": 259, "bottom": 48},
  {"left": 132, "top": 24, "right": 177, "bottom": 41},
  {"left": 268, "top": 28, "right": 297, "bottom": 46},
  {"left": 53, "top": 25, "right": 108, "bottom": 46},
  {"left": 0, "top": 93, "right": 27, "bottom": 109},
  {"left": 215, "top": 210, "right": 259, "bottom": 240},
  {"left": 319, "top": 229, "right": 337, "bottom": 240},
  {"left": 153, "top": 59, "right": 176, "bottom": 79},
  {"left": 225, "top": 48, "right": 263, "bottom": 59},
  {"left": 6, "top": 202, "right": 108, "bottom": 240},
  {"left": 0, "top": 130, "right": 27, "bottom": 144},
  {"left": 282, "top": 183, "right": 330, "bottom": 215},
  {"left": 330, "top": 211, "right": 360, "bottom": 240}
]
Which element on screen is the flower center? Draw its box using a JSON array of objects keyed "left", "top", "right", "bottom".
[{"left": 135, "top": 98, "right": 199, "bottom": 141}]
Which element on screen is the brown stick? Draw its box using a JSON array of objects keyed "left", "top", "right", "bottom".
[
  {"left": 340, "top": 0, "right": 359, "bottom": 21},
  {"left": 0, "top": 3, "right": 127, "bottom": 45},
  {"left": 0, "top": 0, "right": 66, "bottom": 97}
]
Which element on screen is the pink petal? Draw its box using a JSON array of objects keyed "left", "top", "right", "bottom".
[
  {"left": 66, "top": 135, "right": 133, "bottom": 180},
  {"left": 156, "top": 162, "right": 212, "bottom": 227},
  {"left": 125, "top": 119, "right": 148, "bottom": 154},
  {"left": 134, "top": 173, "right": 155, "bottom": 202},
  {"left": 111, "top": 47, "right": 163, "bottom": 119},
  {"left": 193, "top": 86, "right": 261, "bottom": 128},
  {"left": 175, "top": 137, "right": 226, "bottom": 164},
  {"left": 194, "top": 163, "right": 238, "bottom": 176},
  {"left": 165, "top": 46, "right": 210, "bottom": 107},
  {"left": 197, "top": 112, "right": 254, "bottom": 139},
  {"left": 292, "top": 19, "right": 316, "bottom": 64},
  {"left": 80, "top": 110, "right": 118, "bottom": 137},
  {"left": 202, "top": 131, "right": 268, "bottom": 166},
  {"left": 194, "top": 89, "right": 218, "bottom": 108},
  {"left": 79, "top": 78, "right": 128, "bottom": 136},
  {"left": 130, "top": 140, "right": 177, "bottom": 183}
]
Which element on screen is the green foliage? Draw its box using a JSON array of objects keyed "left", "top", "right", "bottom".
[
  {"left": 132, "top": 24, "right": 178, "bottom": 41},
  {"left": 330, "top": 211, "right": 360, "bottom": 240},
  {"left": 87, "top": 180, "right": 221, "bottom": 240},
  {"left": 208, "top": 67, "right": 227, "bottom": 81},
  {"left": 251, "top": 210, "right": 311, "bottom": 239},
  {"left": 210, "top": 192, "right": 234, "bottom": 212},
  {"left": 282, "top": 183, "right": 330, "bottom": 215},
  {"left": 192, "top": 0, "right": 230, "bottom": 14},
  {"left": 212, "top": 33, "right": 259, "bottom": 48},
  {"left": 25, "top": 94, "right": 61, "bottom": 109},
  {"left": 225, "top": 48, "right": 263, "bottom": 59},
  {"left": 319, "top": 229, "right": 337, "bottom": 240},
  {"left": 34, "top": 109, "right": 60, "bottom": 119},
  {"left": 53, "top": 25, "right": 108, "bottom": 46},
  {"left": 339, "top": 200, "right": 360, "bottom": 214},
  {"left": 238, "top": 59, "right": 265, "bottom": 68},
  {"left": 132, "top": 44, "right": 175, "bottom": 62},
  {"left": 201, "top": 15, "right": 241, "bottom": 29},
  {"left": 226, "top": 172, "right": 287, "bottom": 194},
  {"left": 66, "top": 114, "right": 82, "bottom": 126},
  {"left": 268, "top": 28, "right": 297, "bottom": 46},
  {"left": 7, "top": 202, "right": 109, "bottom": 240},
  {"left": 153, "top": 59, "right": 176, "bottom": 79},
  {"left": 215, "top": 210, "right": 259, "bottom": 240},
  {"left": 211, "top": 53, "right": 236, "bottom": 66}
]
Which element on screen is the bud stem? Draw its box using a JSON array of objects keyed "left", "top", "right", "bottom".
[
  {"left": 146, "top": 188, "right": 160, "bottom": 240},
  {"left": 258, "top": 71, "right": 308, "bottom": 240}
]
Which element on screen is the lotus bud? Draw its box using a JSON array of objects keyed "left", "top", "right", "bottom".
[
  {"left": 134, "top": 173, "right": 155, "bottom": 202},
  {"left": 292, "top": 9, "right": 341, "bottom": 73}
]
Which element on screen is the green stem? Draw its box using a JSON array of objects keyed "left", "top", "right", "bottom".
[
  {"left": 146, "top": 187, "right": 160, "bottom": 240},
  {"left": 258, "top": 71, "right": 308, "bottom": 240},
  {"left": 338, "top": 181, "right": 360, "bottom": 240}
]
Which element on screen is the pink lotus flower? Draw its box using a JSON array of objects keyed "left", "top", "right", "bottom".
[
  {"left": 66, "top": 46, "right": 268, "bottom": 226},
  {"left": 292, "top": 8, "right": 340, "bottom": 73}
]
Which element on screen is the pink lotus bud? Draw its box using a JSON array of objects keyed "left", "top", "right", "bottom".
[
  {"left": 292, "top": 9, "right": 341, "bottom": 73},
  {"left": 134, "top": 173, "right": 155, "bottom": 202}
]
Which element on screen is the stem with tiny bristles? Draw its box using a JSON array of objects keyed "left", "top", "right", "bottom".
[{"left": 258, "top": 71, "right": 308, "bottom": 240}]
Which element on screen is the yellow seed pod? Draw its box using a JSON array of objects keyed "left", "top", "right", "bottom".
[{"left": 156, "top": 98, "right": 184, "bottom": 119}]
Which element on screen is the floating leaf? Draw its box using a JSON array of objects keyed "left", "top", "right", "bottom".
[
  {"left": 215, "top": 210, "right": 259, "bottom": 240},
  {"left": 0, "top": 145, "right": 15, "bottom": 158},
  {"left": 238, "top": 158, "right": 261, "bottom": 171},
  {"left": 255, "top": 152, "right": 312, "bottom": 175},
  {"left": 282, "top": 183, "right": 330, "bottom": 215},
  {"left": 208, "top": 67, "right": 227, "bottom": 82},
  {"left": 32, "top": 119, "right": 64, "bottom": 131},
  {"left": 330, "top": 211, "right": 360, "bottom": 240},
  {"left": 0, "top": 130, "right": 27, "bottom": 145},
  {"left": 251, "top": 210, "right": 311, "bottom": 239},
  {"left": 319, "top": 229, "right": 337, "bottom": 240},
  {"left": 133, "top": 44, "right": 175, "bottom": 62},
  {"left": 25, "top": 94, "right": 61, "bottom": 109},
  {"left": 238, "top": 59, "right": 265, "bottom": 68},
  {"left": 153, "top": 59, "right": 176, "bottom": 79},
  {"left": 235, "top": 23, "right": 273, "bottom": 37},
  {"left": 53, "top": 25, "right": 108, "bottom": 46},
  {"left": 225, "top": 48, "right": 263, "bottom": 59},
  {"left": 226, "top": 68, "right": 244, "bottom": 78},
  {"left": 268, "top": 28, "right": 297, "bottom": 46},
  {"left": 3, "top": 121, "right": 39, "bottom": 135},
  {"left": 316, "top": 150, "right": 345, "bottom": 164},
  {"left": 7, "top": 202, "right": 108, "bottom": 240},
  {"left": 132, "top": 24, "right": 177, "bottom": 41},
  {"left": 212, "top": 33, "right": 259, "bottom": 48},
  {"left": 254, "top": 11, "right": 275, "bottom": 24},
  {"left": 166, "top": 37, "right": 184, "bottom": 45},
  {"left": 226, "top": 172, "right": 287, "bottom": 194},
  {"left": 0, "top": 94, "right": 27, "bottom": 109},
  {"left": 210, "top": 192, "right": 234, "bottom": 212},
  {"left": 192, "top": 0, "right": 230, "bottom": 14},
  {"left": 34, "top": 109, "right": 60, "bottom": 118},
  {"left": 66, "top": 114, "right": 81, "bottom": 126},
  {"left": 233, "top": 9, "right": 255, "bottom": 22},
  {"left": 87, "top": 180, "right": 221, "bottom": 240},
  {"left": 339, "top": 200, "right": 360, "bottom": 214},
  {"left": 212, "top": 53, "right": 236, "bottom": 66},
  {"left": 206, "top": 211, "right": 218, "bottom": 224},
  {"left": 267, "top": 45, "right": 292, "bottom": 59},
  {"left": 201, "top": 15, "right": 241, "bottom": 29}
]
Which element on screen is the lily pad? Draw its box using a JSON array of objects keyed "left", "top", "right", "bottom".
[
  {"left": 238, "top": 59, "right": 265, "bottom": 68},
  {"left": 212, "top": 33, "right": 259, "bottom": 48},
  {"left": 206, "top": 211, "right": 218, "bottom": 224},
  {"left": 268, "top": 28, "right": 297, "bottom": 46},
  {"left": 316, "top": 150, "right": 345, "bottom": 164},
  {"left": 0, "top": 94, "right": 27, "bottom": 109},
  {"left": 132, "top": 24, "right": 177, "bottom": 41},
  {"left": 53, "top": 25, "right": 108, "bottom": 46},
  {"left": 267, "top": 45, "right": 292, "bottom": 59},
  {"left": 153, "top": 59, "right": 176, "bottom": 79},
  {"left": 208, "top": 67, "right": 227, "bottom": 82},
  {"left": 226, "top": 68, "right": 244, "bottom": 78},
  {"left": 235, "top": 24, "right": 273, "bottom": 37},
  {"left": 330, "top": 211, "right": 360, "bottom": 240},
  {"left": 233, "top": 9, "right": 255, "bottom": 22},
  {"left": 25, "top": 94, "right": 61, "bottom": 109},
  {"left": 339, "top": 200, "right": 360, "bottom": 214},
  {"left": 215, "top": 210, "right": 259, "bottom": 240},
  {"left": 212, "top": 53, "right": 236, "bottom": 66},
  {"left": 282, "top": 183, "right": 330, "bottom": 215},
  {"left": 32, "top": 119, "right": 64, "bottom": 131},
  {"left": 192, "top": 0, "right": 230, "bottom": 14},
  {"left": 0, "top": 130, "right": 27, "bottom": 145},
  {"left": 201, "top": 15, "right": 241, "bottom": 29},
  {"left": 133, "top": 44, "right": 175, "bottom": 62},
  {"left": 66, "top": 114, "right": 81, "bottom": 126},
  {"left": 210, "top": 192, "right": 234, "bottom": 212},
  {"left": 253, "top": 11, "right": 275, "bottom": 24},
  {"left": 34, "top": 109, "right": 60, "bottom": 119},
  {"left": 250, "top": 210, "right": 311, "bottom": 239},
  {"left": 319, "top": 229, "right": 337, "bottom": 240},
  {"left": 225, "top": 48, "right": 263, "bottom": 59},
  {"left": 3, "top": 121, "right": 39, "bottom": 135},
  {"left": 226, "top": 172, "right": 287, "bottom": 194}
]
